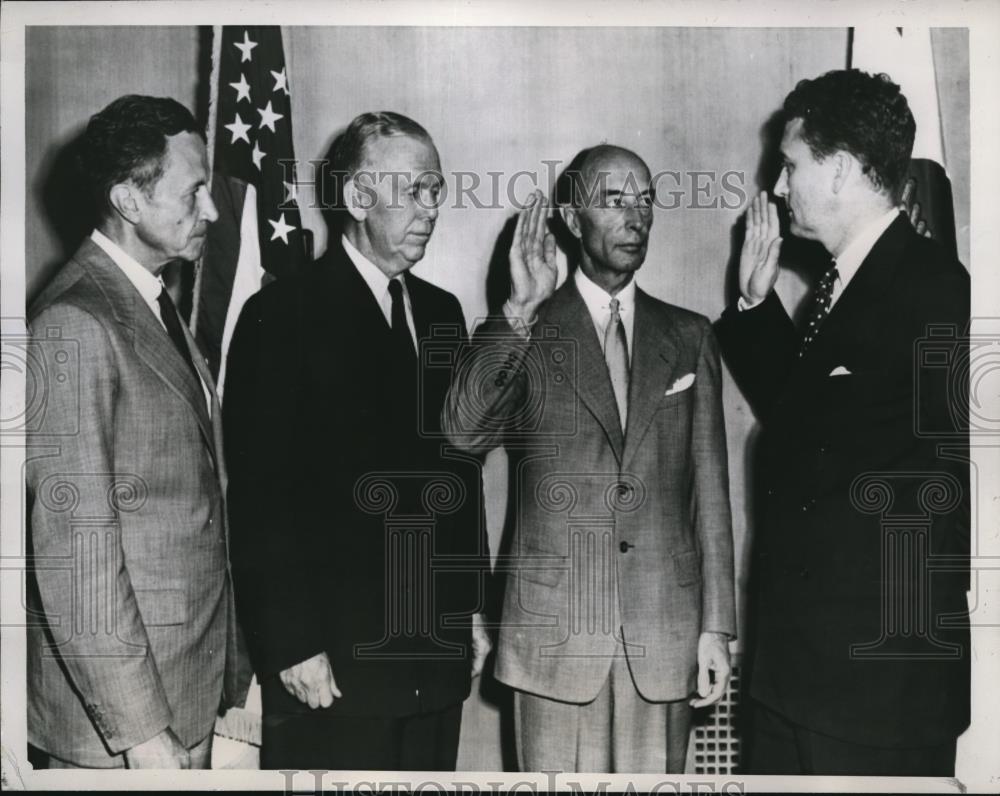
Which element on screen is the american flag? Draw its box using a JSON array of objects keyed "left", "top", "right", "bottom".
[{"left": 193, "top": 25, "right": 310, "bottom": 391}]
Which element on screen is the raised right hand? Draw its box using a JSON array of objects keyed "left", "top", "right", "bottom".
[
  {"left": 279, "top": 651, "right": 341, "bottom": 709},
  {"left": 508, "top": 189, "right": 557, "bottom": 320},
  {"left": 739, "top": 190, "right": 783, "bottom": 305},
  {"left": 124, "top": 727, "right": 190, "bottom": 769}
]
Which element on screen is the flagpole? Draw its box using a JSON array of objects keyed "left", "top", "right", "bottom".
[{"left": 190, "top": 24, "right": 223, "bottom": 336}]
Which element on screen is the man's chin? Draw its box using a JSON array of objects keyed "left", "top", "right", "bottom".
[
  {"left": 401, "top": 243, "right": 428, "bottom": 264},
  {"left": 613, "top": 251, "right": 646, "bottom": 272},
  {"left": 787, "top": 218, "right": 814, "bottom": 240},
  {"left": 182, "top": 240, "right": 207, "bottom": 261}
]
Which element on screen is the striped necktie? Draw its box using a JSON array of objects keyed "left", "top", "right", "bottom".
[{"left": 604, "top": 298, "right": 630, "bottom": 430}]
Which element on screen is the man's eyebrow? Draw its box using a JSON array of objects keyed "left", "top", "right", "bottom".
[
  {"left": 413, "top": 172, "right": 443, "bottom": 186},
  {"left": 601, "top": 187, "right": 654, "bottom": 198}
]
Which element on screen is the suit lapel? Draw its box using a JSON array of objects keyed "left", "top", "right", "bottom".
[
  {"left": 545, "top": 281, "right": 625, "bottom": 462},
  {"left": 622, "top": 288, "right": 679, "bottom": 472},
  {"left": 799, "top": 213, "right": 908, "bottom": 371},
  {"left": 74, "top": 239, "right": 215, "bottom": 453},
  {"left": 325, "top": 241, "right": 395, "bottom": 343},
  {"left": 187, "top": 323, "right": 224, "bottom": 476},
  {"left": 404, "top": 270, "right": 437, "bottom": 347}
]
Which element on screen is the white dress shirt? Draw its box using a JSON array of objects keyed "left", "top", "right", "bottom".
[
  {"left": 827, "top": 207, "right": 900, "bottom": 309},
  {"left": 573, "top": 267, "right": 637, "bottom": 357},
  {"left": 90, "top": 229, "right": 212, "bottom": 411},
  {"left": 342, "top": 234, "right": 417, "bottom": 347}
]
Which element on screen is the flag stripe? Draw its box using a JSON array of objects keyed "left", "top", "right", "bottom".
[
  {"left": 217, "top": 183, "right": 265, "bottom": 398},
  {"left": 195, "top": 25, "right": 308, "bottom": 381}
]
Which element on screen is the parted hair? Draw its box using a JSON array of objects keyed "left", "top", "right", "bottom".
[
  {"left": 80, "top": 94, "right": 203, "bottom": 222},
  {"left": 319, "top": 111, "right": 433, "bottom": 225}
]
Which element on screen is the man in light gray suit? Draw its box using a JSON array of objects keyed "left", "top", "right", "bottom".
[
  {"left": 443, "top": 146, "right": 735, "bottom": 773},
  {"left": 26, "top": 95, "right": 249, "bottom": 769}
]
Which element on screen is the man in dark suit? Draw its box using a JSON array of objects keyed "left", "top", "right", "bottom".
[
  {"left": 443, "top": 146, "right": 736, "bottom": 773},
  {"left": 223, "top": 112, "right": 491, "bottom": 770},
  {"left": 716, "top": 69, "right": 970, "bottom": 775},
  {"left": 26, "top": 95, "right": 249, "bottom": 768}
]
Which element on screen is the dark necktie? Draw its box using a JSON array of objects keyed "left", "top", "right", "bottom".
[
  {"left": 156, "top": 287, "right": 200, "bottom": 383},
  {"left": 388, "top": 278, "right": 416, "bottom": 365},
  {"left": 604, "top": 298, "right": 630, "bottom": 430},
  {"left": 799, "top": 264, "right": 839, "bottom": 357}
]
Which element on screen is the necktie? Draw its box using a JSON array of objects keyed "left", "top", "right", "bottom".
[
  {"left": 388, "top": 278, "right": 416, "bottom": 364},
  {"left": 156, "top": 288, "right": 200, "bottom": 383},
  {"left": 799, "top": 265, "right": 839, "bottom": 357},
  {"left": 604, "top": 298, "right": 630, "bottom": 430}
]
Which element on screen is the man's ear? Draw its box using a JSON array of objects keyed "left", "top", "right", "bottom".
[
  {"left": 560, "top": 205, "right": 582, "bottom": 240},
  {"left": 830, "top": 150, "right": 855, "bottom": 195},
  {"left": 108, "top": 183, "right": 141, "bottom": 225},
  {"left": 343, "top": 177, "right": 368, "bottom": 222}
]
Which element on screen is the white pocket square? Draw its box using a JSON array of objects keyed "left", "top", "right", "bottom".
[
  {"left": 828, "top": 365, "right": 852, "bottom": 376},
  {"left": 665, "top": 372, "right": 696, "bottom": 395}
]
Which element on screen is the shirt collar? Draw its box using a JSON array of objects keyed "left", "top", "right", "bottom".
[
  {"left": 833, "top": 207, "right": 900, "bottom": 287},
  {"left": 574, "top": 267, "right": 636, "bottom": 317},
  {"left": 90, "top": 228, "right": 163, "bottom": 305},
  {"left": 342, "top": 234, "right": 403, "bottom": 302}
]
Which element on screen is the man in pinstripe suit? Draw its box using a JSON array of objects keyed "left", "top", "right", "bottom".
[{"left": 26, "top": 95, "right": 249, "bottom": 769}]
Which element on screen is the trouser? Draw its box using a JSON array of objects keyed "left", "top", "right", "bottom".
[
  {"left": 260, "top": 702, "right": 463, "bottom": 771},
  {"left": 744, "top": 699, "right": 957, "bottom": 776},
  {"left": 513, "top": 646, "right": 692, "bottom": 774}
]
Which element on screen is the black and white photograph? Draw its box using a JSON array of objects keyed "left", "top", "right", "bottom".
[{"left": 1, "top": 0, "right": 998, "bottom": 791}]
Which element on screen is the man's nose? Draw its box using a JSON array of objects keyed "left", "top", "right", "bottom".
[
  {"left": 773, "top": 168, "right": 788, "bottom": 199},
  {"left": 200, "top": 186, "right": 219, "bottom": 224},
  {"left": 421, "top": 197, "right": 439, "bottom": 222},
  {"left": 624, "top": 206, "right": 646, "bottom": 231}
]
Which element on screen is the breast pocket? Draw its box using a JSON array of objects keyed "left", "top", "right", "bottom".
[
  {"left": 515, "top": 549, "right": 567, "bottom": 588},
  {"left": 657, "top": 380, "right": 696, "bottom": 412}
]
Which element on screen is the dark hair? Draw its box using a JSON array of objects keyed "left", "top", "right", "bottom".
[
  {"left": 783, "top": 69, "right": 915, "bottom": 197},
  {"left": 319, "top": 111, "right": 433, "bottom": 226},
  {"left": 80, "top": 94, "right": 202, "bottom": 223}
]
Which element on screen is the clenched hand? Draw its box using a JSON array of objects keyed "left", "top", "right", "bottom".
[
  {"left": 689, "top": 631, "right": 732, "bottom": 709},
  {"left": 280, "top": 651, "right": 342, "bottom": 709}
]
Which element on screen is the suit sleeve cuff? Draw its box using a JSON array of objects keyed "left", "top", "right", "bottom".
[
  {"left": 737, "top": 294, "right": 766, "bottom": 312},
  {"left": 502, "top": 300, "right": 536, "bottom": 338}
]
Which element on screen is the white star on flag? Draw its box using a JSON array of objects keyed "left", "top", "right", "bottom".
[
  {"left": 224, "top": 113, "right": 251, "bottom": 144},
  {"left": 271, "top": 68, "right": 289, "bottom": 96},
  {"left": 251, "top": 142, "right": 266, "bottom": 170},
  {"left": 283, "top": 180, "right": 298, "bottom": 204},
  {"left": 268, "top": 213, "right": 296, "bottom": 244},
  {"left": 229, "top": 74, "right": 251, "bottom": 103},
  {"left": 257, "top": 101, "right": 284, "bottom": 133},
  {"left": 234, "top": 30, "right": 258, "bottom": 62}
]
